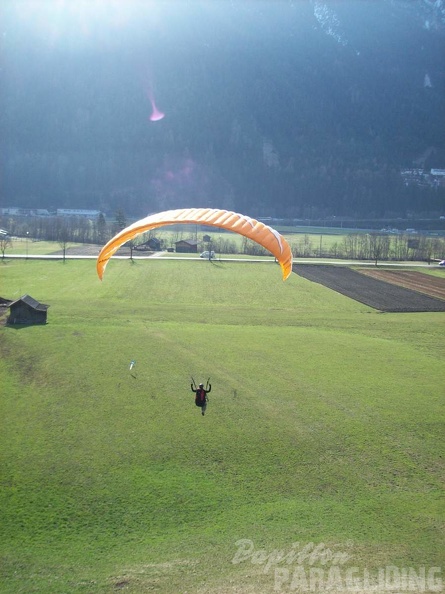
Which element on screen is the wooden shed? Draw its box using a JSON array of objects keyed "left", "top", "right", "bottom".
[
  {"left": 135, "top": 237, "right": 162, "bottom": 251},
  {"left": 7, "top": 295, "right": 49, "bottom": 325},
  {"left": 175, "top": 239, "right": 198, "bottom": 253}
]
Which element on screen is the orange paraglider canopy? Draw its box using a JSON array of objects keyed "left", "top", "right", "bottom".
[{"left": 96, "top": 208, "right": 293, "bottom": 281}]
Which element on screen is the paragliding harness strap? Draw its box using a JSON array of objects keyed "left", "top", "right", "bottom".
[{"left": 195, "top": 389, "right": 206, "bottom": 408}]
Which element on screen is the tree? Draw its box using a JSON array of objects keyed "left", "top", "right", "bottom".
[
  {"left": 0, "top": 236, "right": 12, "bottom": 260},
  {"left": 96, "top": 213, "right": 107, "bottom": 244},
  {"left": 113, "top": 210, "right": 127, "bottom": 235},
  {"left": 369, "top": 233, "right": 390, "bottom": 266},
  {"left": 58, "top": 225, "right": 70, "bottom": 263},
  {"left": 342, "top": 234, "right": 359, "bottom": 259},
  {"left": 126, "top": 239, "right": 136, "bottom": 262}
]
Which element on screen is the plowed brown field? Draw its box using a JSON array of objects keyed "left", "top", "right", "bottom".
[
  {"left": 357, "top": 269, "right": 445, "bottom": 301},
  {"left": 293, "top": 265, "right": 445, "bottom": 312}
]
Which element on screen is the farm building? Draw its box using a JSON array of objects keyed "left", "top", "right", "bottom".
[
  {"left": 7, "top": 295, "right": 49, "bottom": 325},
  {"left": 56, "top": 208, "right": 101, "bottom": 218},
  {"left": 175, "top": 239, "right": 198, "bottom": 253},
  {"left": 134, "top": 237, "right": 162, "bottom": 251}
]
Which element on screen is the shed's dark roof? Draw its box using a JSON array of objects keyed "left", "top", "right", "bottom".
[
  {"left": 175, "top": 239, "right": 198, "bottom": 246},
  {"left": 10, "top": 294, "right": 49, "bottom": 311},
  {"left": 144, "top": 238, "right": 161, "bottom": 245}
]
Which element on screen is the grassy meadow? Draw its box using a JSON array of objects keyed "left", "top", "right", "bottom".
[{"left": 0, "top": 257, "right": 444, "bottom": 593}]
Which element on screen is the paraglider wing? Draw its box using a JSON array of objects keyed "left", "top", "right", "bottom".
[{"left": 96, "top": 208, "right": 293, "bottom": 280}]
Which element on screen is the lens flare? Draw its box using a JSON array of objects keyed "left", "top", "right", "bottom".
[{"left": 147, "top": 87, "right": 165, "bottom": 122}]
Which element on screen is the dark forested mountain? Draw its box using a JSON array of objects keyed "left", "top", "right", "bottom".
[{"left": 1, "top": 0, "right": 444, "bottom": 218}]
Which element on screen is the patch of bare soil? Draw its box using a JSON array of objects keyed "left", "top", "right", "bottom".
[
  {"left": 357, "top": 269, "right": 445, "bottom": 301},
  {"left": 50, "top": 244, "right": 104, "bottom": 256},
  {"left": 50, "top": 244, "right": 150, "bottom": 257},
  {"left": 293, "top": 265, "right": 445, "bottom": 312}
]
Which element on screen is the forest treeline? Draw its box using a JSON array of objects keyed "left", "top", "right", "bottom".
[
  {"left": 1, "top": 214, "right": 443, "bottom": 264},
  {"left": 1, "top": 1, "right": 444, "bottom": 219}
]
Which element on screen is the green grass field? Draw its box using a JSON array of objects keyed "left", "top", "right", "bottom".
[{"left": 1, "top": 258, "right": 444, "bottom": 593}]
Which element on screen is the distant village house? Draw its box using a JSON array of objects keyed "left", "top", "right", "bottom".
[
  {"left": 0, "top": 207, "right": 51, "bottom": 216},
  {"left": 0, "top": 207, "right": 101, "bottom": 218},
  {"left": 400, "top": 168, "right": 445, "bottom": 188},
  {"left": 56, "top": 209, "right": 101, "bottom": 218}
]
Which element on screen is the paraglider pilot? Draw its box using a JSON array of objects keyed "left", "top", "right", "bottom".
[{"left": 191, "top": 381, "right": 211, "bottom": 416}]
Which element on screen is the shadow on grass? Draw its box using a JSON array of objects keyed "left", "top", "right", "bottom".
[
  {"left": 4, "top": 322, "right": 48, "bottom": 330},
  {"left": 208, "top": 259, "right": 225, "bottom": 270}
]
